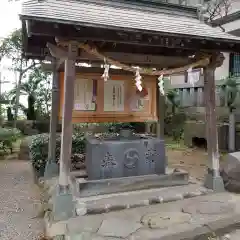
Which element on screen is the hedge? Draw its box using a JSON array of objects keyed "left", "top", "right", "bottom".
[{"left": 29, "top": 132, "right": 86, "bottom": 176}]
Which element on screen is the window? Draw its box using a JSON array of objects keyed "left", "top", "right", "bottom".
[{"left": 229, "top": 53, "right": 240, "bottom": 77}]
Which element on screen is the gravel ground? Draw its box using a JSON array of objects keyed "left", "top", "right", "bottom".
[{"left": 0, "top": 159, "right": 44, "bottom": 240}]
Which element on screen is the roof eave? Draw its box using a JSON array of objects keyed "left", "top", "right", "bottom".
[{"left": 20, "top": 15, "right": 240, "bottom": 46}]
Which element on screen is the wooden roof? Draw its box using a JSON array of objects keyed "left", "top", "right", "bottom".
[
  {"left": 21, "top": 0, "right": 240, "bottom": 42},
  {"left": 20, "top": 0, "right": 240, "bottom": 65}
]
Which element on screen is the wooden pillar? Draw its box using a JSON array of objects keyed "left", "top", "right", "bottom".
[
  {"left": 44, "top": 59, "right": 60, "bottom": 179},
  {"left": 204, "top": 53, "right": 224, "bottom": 192},
  {"left": 156, "top": 79, "right": 165, "bottom": 138},
  {"left": 145, "top": 123, "right": 151, "bottom": 134},
  {"left": 58, "top": 43, "right": 76, "bottom": 189},
  {"left": 47, "top": 42, "right": 78, "bottom": 221}
]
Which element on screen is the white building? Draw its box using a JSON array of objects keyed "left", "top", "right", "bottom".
[
  {"left": 211, "top": 0, "right": 240, "bottom": 78},
  {"left": 161, "top": 0, "right": 240, "bottom": 87}
]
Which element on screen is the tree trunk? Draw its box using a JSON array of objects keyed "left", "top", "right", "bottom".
[
  {"left": 27, "top": 95, "right": 36, "bottom": 120},
  {"left": 228, "top": 111, "right": 235, "bottom": 152},
  {"left": 13, "top": 59, "right": 23, "bottom": 128},
  {"left": 13, "top": 72, "right": 22, "bottom": 128}
]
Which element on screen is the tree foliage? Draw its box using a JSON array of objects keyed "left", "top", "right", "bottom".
[
  {"left": 200, "top": 0, "right": 232, "bottom": 28},
  {"left": 221, "top": 76, "right": 239, "bottom": 112},
  {"left": 166, "top": 89, "right": 180, "bottom": 114},
  {"left": 0, "top": 28, "right": 52, "bottom": 122},
  {"left": 8, "top": 65, "right": 52, "bottom": 120}
]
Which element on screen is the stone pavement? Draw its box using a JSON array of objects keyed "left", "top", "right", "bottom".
[
  {"left": 0, "top": 160, "right": 44, "bottom": 240},
  {"left": 46, "top": 189, "right": 240, "bottom": 240}
]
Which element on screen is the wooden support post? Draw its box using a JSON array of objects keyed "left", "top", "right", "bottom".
[
  {"left": 47, "top": 42, "right": 78, "bottom": 221},
  {"left": 58, "top": 52, "right": 76, "bottom": 188},
  {"left": 145, "top": 123, "right": 151, "bottom": 134},
  {"left": 156, "top": 79, "right": 165, "bottom": 138},
  {"left": 204, "top": 53, "right": 224, "bottom": 192},
  {"left": 44, "top": 59, "right": 60, "bottom": 179},
  {"left": 59, "top": 44, "right": 76, "bottom": 188}
]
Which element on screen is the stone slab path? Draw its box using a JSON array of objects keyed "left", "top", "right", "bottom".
[
  {"left": 0, "top": 160, "right": 44, "bottom": 240},
  {"left": 63, "top": 192, "right": 240, "bottom": 240}
]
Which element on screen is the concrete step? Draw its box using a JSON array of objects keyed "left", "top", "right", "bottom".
[
  {"left": 75, "top": 183, "right": 212, "bottom": 216},
  {"left": 75, "top": 169, "right": 189, "bottom": 198}
]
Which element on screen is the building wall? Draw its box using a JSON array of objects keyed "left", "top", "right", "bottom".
[{"left": 222, "top": 19, "right": 240, "bottom": 33}]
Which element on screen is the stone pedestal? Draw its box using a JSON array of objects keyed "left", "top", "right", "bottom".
[{"left": 52, "top": 185, "right": 76, "bottom": 221}]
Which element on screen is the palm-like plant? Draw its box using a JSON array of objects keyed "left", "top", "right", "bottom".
[
  {"left": 165, "top": 89, "right": 180, "bottom": 114},
  {"left": 222, "top": 77, "right": 238, "bottom": 112}
]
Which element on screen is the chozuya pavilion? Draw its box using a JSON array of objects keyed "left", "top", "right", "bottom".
[{"left": 20, "top": 0, "right": 240, "bottom": 221}]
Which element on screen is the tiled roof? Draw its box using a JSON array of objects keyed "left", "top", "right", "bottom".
[
  {"left": 227, "top": 0, "right": 240, "bottom": 15},
  {"left": 21, "top": 0, "right": 240, "bottom": 42}
]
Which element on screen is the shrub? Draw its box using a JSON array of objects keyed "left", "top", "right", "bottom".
[
  {"left": 29, "top": 132, "right": 86, "bottom": 176},
  {"left": 32, "top": 121, "right": 50, "bottom": 133},
  {"left": 0, "top": 128, "right": 21, "bottom": 153},
  {"left": 164, "top": 111, "right": 186, "bottom": 141}
]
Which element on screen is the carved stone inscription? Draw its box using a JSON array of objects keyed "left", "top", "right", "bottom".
[
  {"left": 123, "top": 148, "right": 139, "bottom": 177},
  {"left": 100, "top": 152, "right": 117, "bottom": 179}
]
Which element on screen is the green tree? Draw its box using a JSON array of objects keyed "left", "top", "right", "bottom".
[
  {"left": 30, "top": 66, "right": 52, "bottom": 119},
  {"left": 165, "top": 89, "right": 180, "bottom": 114},
  {"left": 220, "top": 76, "right": 239, "bottom": 152},
  {"left": 9, "top": 66, "right": 51, "bottom": 120},
  {"left": 0, "top": 29, "right": 39, "bottom": 126}
]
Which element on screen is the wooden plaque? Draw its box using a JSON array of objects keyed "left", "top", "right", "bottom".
[{"left": 59, "top": 72, "right": 157, "bottom": 123}]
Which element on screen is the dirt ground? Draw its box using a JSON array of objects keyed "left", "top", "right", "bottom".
[
  {"left": 167, "top": 147, "right": 209, "bottom": 181},
  {"left": 0, "top": 159, "right": 44, "bottom": 240}
]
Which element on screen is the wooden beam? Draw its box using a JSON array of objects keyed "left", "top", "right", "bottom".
[
  {"left": 26, "top": 38, "right": 197, "bottom": 58},
  {"left": 47, "top": 42, "right": 69, "bottom": 60},
  {"left": 73, "top": 43, "right": 209, "bottom": 76},
  {"left": 26, "top": 44, "right": 193, "bottom": 68},
  {"left": 27, "top": 20, "right": 239, "bottom": 52},
  {"left": 80, "top": 51, "right": 191, "bottom": 68},
  {"left": 204, "top": 52, "right": 225, "bottom": 192}
]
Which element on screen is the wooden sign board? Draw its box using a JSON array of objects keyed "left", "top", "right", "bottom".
[{"left": 59, "top": 72, "right": 157, "bottom": 123}]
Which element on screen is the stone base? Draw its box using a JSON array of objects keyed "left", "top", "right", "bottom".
[
  {"left": 44, "top": 160, "right": 59, "bottom": 179},
  {"left": 52, "top": 185, "right": 76, "bottom": 221},
  {"left": 76, "top": 170, "right": 189, "bottom": 197},
  {"left": 204, "top": 172, "right": 225, "bottom": 192}
]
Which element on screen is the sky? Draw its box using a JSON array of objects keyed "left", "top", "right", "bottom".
[
  {"left": 0, "top": 0, "right": 21, "bottom": 39},
  {"left": 0, "top": 0, "right": 25, "bottom": 107}
]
